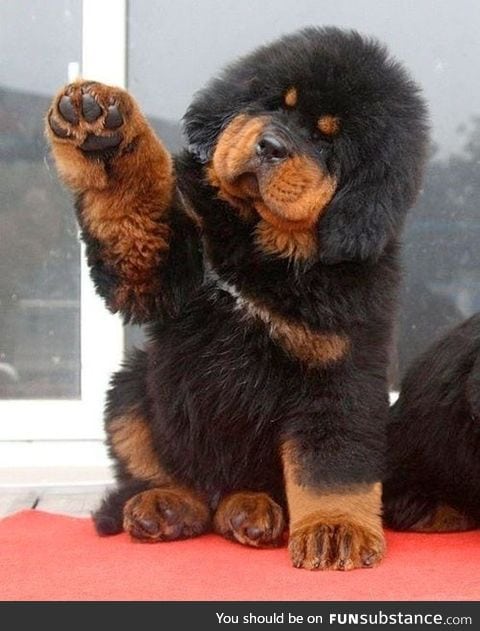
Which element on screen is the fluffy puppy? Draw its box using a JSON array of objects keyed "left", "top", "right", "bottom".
[
  {"left": 45, "top": 27, "right": 428, "bottom": 570},
  {"left": 384, "top": 314, "right": 480, "bottom": 532}
]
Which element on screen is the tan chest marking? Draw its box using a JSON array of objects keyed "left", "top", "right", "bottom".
[{"left": 242, "top": 299, "right": 349, "bottom": 368}]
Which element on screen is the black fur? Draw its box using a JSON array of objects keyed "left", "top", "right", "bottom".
[
  {"left": 85, "top": 28, "right": 428, "bottom": 529},
  {"left": 384, "top": 314, "right": 480, "bottom": 529}
]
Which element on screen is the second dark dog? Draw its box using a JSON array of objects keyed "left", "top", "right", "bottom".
[{"left": 384, "top": 314, "right": 480, "bottom": 531}]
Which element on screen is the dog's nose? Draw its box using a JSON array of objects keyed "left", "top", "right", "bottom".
[{"left": 255, "top": 134, "right": 289, "bottom": 162}]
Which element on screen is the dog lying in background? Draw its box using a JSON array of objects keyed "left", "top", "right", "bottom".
[
  {"left": 46, "top": 27, "right": 428, "bottom": 570},
  {"left": 384, "top": 314, "right": 480, "bottom": 531}
]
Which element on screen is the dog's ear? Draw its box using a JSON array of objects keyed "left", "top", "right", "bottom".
[
  {"left": 316, "top": 159, "right": 421, "bottom": 264},
  {"left": 466, "top": 352, "right": 480, "bottom": 418},
  {"left": 183, "top": 95, "right": 231, "bottom": 163},
  {"left": 183, "top": 74, "right": 249, "bottom": 163}
]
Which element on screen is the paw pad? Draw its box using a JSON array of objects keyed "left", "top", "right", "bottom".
[
  {"left": 58, "top": 95, "right": 79, "bottom": 124},
  {"left": 48, "top": 81, "right": 126, "bottom": 153},
  {"left": 81, "top": 93, "right": 102, "bottom": 122}
]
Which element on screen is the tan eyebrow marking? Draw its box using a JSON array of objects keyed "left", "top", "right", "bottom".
[
  {"left": 284, "top": 87, "right": 298, "bottom": 108},
  {"left": 317, "top": 114, "right": 341, "bottom": 136}
]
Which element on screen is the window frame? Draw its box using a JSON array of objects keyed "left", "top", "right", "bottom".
[{"left": 0, "top": 0, "right": 126, "bottom": 446}]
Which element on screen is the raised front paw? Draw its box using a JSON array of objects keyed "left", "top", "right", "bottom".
[
  {"left": 213, "top": 492, "right": 285, "bottom": 548},
  {"left": 123, "top": 488, "right": 210, "bottom": 542},
  {"left": 46, "top": 80, "right": 136, "bottom": 155},
  {"left": 289, "top": 515, "right": 385, "bottom": 570}
]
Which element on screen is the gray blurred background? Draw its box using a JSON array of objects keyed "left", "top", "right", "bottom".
[{"left": 1, "top": 0, "right": 479, "bottom": 397}]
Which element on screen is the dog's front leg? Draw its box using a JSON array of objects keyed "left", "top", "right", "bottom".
[
  {"left": 46, "top": 80, "right": 202, "bottom": 324},
  {"left": 281, "top": 434, "right": 385, "bottom": 571}
]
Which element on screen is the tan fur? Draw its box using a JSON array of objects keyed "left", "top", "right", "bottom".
[
  {"left": 255, "top": 155, "right": 336, "bottom": 229},
  {"left": 317, "top": 114, "right": 340, "bottom": 136},
  {"left": 283, "top": 442, "right": 383, "bottom": 530},
  {"left": 284, "top": 87, "right": 298, "bottom": 107},
  {"left": 211, "top": 114, "right": 268, "bottom": 184},
  {"left": 82, "top": 185, "right": 171, "bottom": 316},
  {"left": 207, "top": 114, "right": 337, "bottom": 260},
  {"left": 254, "top": 220, "right": 317, "bottom": 261},
  {"left": 48, "top": 141, "right": 110, "bottom": 190},
  {"left": 282, "top": 441, "right": 385, "bottom": 570},
  {"left": 242, "top": 299, "right": 349, "bottom": 367},
  {"left": 46, "top": 80, "right": 175, "bottom": 317},
  {"left": 410, "top": 505, "right": 478, "bottom": 533},
  {"left": 108, "top": 412, "right": 171, "bottom": 484}
]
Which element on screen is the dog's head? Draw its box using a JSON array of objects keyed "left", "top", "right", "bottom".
[{"left": 184, "top": 27, "right": 429, "bottom": 263}]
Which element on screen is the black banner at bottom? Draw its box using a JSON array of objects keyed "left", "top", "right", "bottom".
[{"left": 2, "top": 601, "right": 479, "bottom": 629}]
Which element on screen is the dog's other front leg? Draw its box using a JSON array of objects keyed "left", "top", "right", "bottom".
[{"left": 281, "top": 393, "right": 387, "bottom": 570}]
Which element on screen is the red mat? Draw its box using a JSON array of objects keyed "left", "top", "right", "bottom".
[{"left": 0, "top": 510, "right": 479, "bottom": 601}]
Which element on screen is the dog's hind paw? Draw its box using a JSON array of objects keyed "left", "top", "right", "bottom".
[
  {"left": 123, "top": 488, "right": 210, "bottom": 542},
  {"left": 214, "top": 492, "right": 285, "bottom": 548}
]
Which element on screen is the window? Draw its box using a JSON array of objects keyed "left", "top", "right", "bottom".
[
  {"left": 0, "top": 2, "right": 82, "bottom": 400},
  {"left": 0, "top": 0, "right": 124, "bottom": 456}
]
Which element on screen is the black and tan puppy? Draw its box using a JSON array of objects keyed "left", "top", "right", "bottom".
[
  {"left": 384, "top": 314, "right": 480, "bottom": 532},
  {"left": 46, "top": 27, "right": 428, "bottom": 570}
]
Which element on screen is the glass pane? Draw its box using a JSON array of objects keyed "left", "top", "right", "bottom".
[
  {"left": 0, "top": 0, "right": 82, "bottom": 398},
  {"left": 128, "top": 0, "right": 480, "bottom": 384}
]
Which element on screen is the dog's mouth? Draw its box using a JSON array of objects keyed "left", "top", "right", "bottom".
[{"left": 207, "top": 114, "right": 337, "bottom": 231}]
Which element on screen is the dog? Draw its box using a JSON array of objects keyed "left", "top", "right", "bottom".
[
  {"left": 384, "top": 314, "right": 480, "bottom": 532},
  {"left": 46, "top": 27, "right": 428, "bottom": 570}
]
